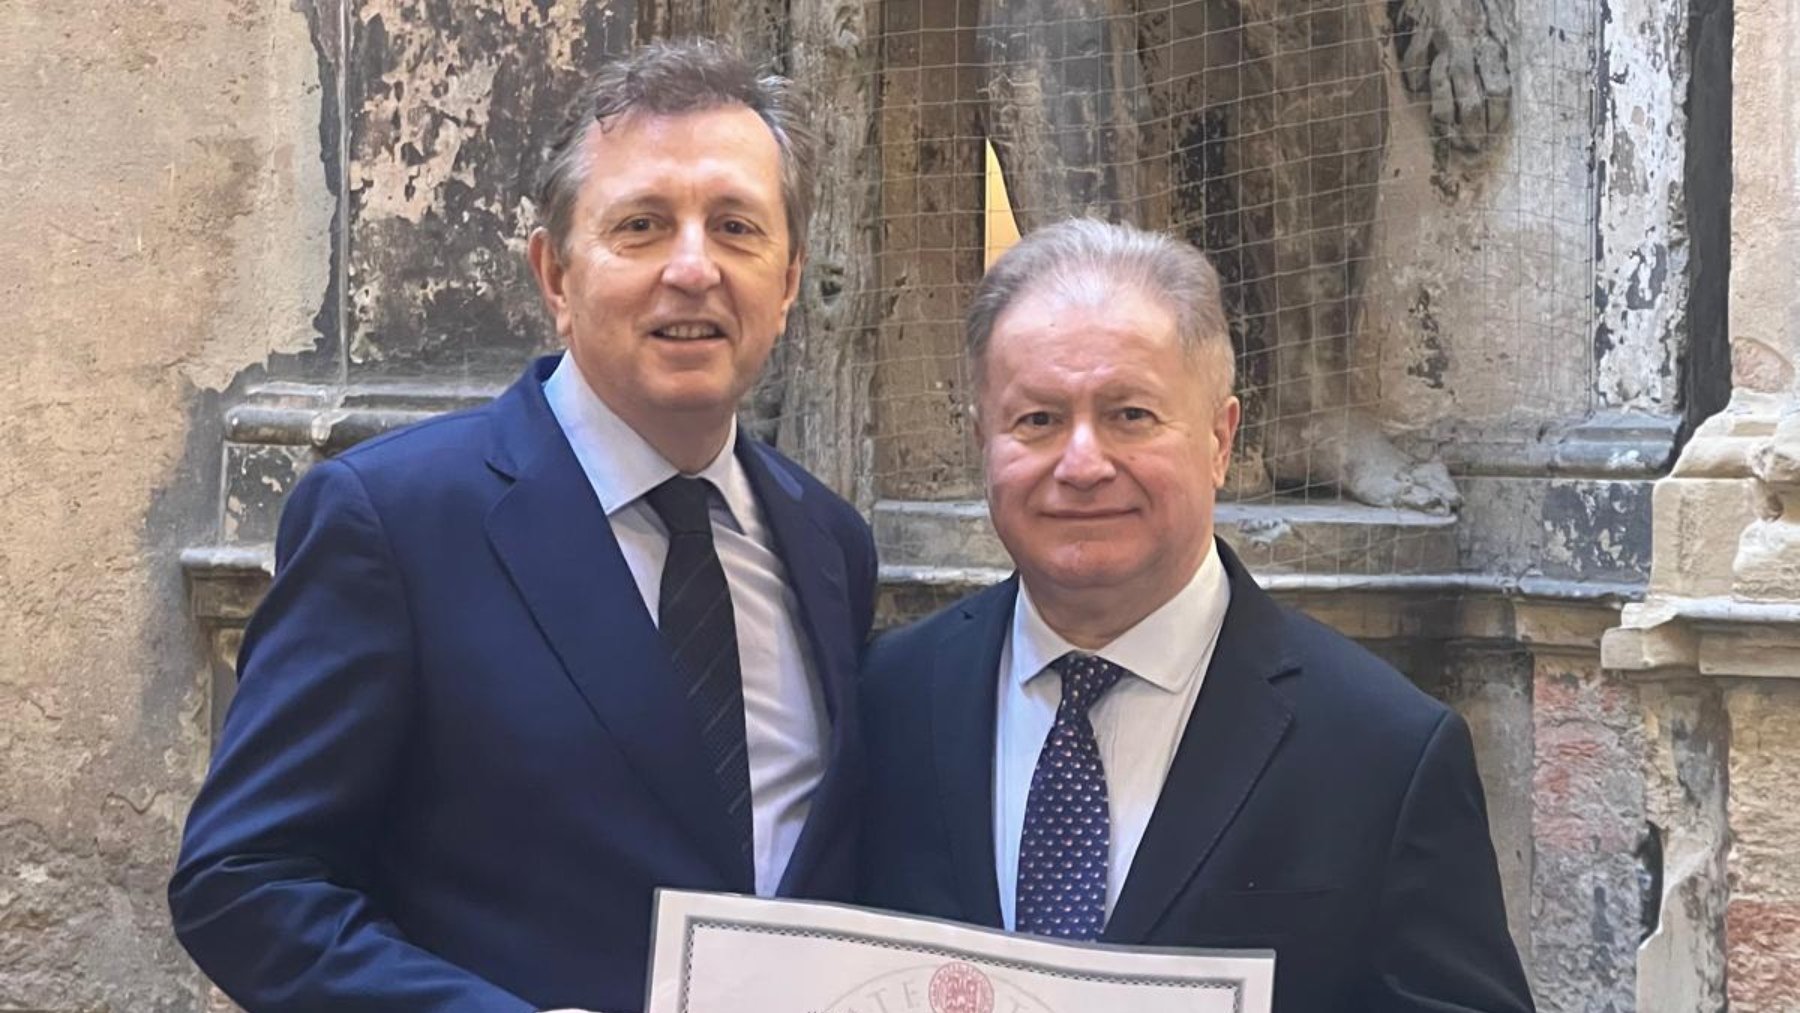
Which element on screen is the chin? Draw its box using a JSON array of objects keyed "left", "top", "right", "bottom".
[
  {"left": 1030, "top": 554, "right": 1145, "bottom": 592},
  {"left": 641, "top": 380, "right": 744, "bottom": 416}
]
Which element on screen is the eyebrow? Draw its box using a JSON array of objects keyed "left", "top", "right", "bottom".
[
  {"left": 992, "top": 382, "right": 1064, "bottom": 407},
  {"left": 708, "top": 193, "right": 775, "bottom": 214}
]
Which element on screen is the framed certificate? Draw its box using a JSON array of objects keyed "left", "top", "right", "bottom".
[{"left": 647, "top": 890, "right": 1275, "bottom": 1013}]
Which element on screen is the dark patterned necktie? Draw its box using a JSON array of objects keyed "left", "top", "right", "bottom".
[
  {"left": 1016, "top": 652, "right": 1128, "bottom": 941},
  {"left": 643, "top": 476, "right": 752, "bottom": 863}
]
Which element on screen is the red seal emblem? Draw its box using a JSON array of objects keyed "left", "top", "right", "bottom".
[{"left": 928, "top": 961, "right": 994, "bottom": 1013}]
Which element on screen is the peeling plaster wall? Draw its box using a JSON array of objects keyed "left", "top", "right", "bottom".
[
  {"left": 1458, "top": 477, "right": 1654, "bottom": 583},
  {"left": 342, "top": 0, "right": 634, "bottom": 382},
  {"left": 1590, "top": 0, "right": 1692, "bottom": 415},
  {"left": 0, "top": 1, "right": 331, "bottom": 1007}
]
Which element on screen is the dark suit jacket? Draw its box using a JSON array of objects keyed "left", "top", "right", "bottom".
[
  {"left": 861, "top": 542, "right": 1533, "bottom": 1012},
  {"left": 170, "top": 355, "right": 877, "bottom": 1012}
]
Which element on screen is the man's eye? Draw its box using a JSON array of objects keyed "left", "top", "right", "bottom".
[
  {"left": 1019, "top": 411, "right": 1054, "bottom": 428},
  {"left": 1119, "top": 407, "right": 1156, "bottom": 424},
  {"left": 620, "top": 217, "right": 655, "bottom": 232},
  {"left": 720, "top": 219, "right": 755, "bottom": 235}
]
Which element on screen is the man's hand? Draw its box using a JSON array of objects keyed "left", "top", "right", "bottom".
[{"left": 1393, "top": 0, "right": 1514, "bottom": 152}]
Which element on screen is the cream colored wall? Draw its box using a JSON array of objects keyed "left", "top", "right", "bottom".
[{"left": 0, "top": 2, "right": 330, "bottom": 1006}]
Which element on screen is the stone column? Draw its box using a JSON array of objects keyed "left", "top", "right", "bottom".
[
  {"left": 1715, "top": 0, "right": 1800, "bottom": 983},
  {"left": 1602, "top": 0, "right": 1800, "bottom": 1005}
]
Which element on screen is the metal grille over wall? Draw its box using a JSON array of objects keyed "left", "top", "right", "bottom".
[{"left": 733, "top": 0, "right": 1619, "bottom": 590}]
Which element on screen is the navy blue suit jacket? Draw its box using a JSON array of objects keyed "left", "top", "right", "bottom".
[
  {"left": 860, "top": 542, "right": 1533, "bottom": 1013},
  {"left": 170, "top": 356, "right": 877, "bottom": 1012}
]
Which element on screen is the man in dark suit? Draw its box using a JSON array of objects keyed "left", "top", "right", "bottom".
[
  {"left": 861, "top": 219, "right": 1533, "bottom": 1012},
  {"left": 169, "top": 40, "right": 875, "bottom": 1013}
]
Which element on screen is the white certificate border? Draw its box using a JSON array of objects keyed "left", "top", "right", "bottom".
[{"left": 673, "top": 916, "right": 1253, "bottom": 1013}]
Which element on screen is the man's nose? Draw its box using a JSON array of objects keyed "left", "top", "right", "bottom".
[
  {"left": 660, "top": 222, "right": 721, "bottom": 293},
  {"left": 1053, "top": 421, "right": 1116, "bottom": 488}
]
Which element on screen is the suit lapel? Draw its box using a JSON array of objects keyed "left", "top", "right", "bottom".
[
  {"left": 1102, "top": 543, "right": 1297, "bottom": 943},
  {"left": 737, "top": 440, "right": 852, "bottom": 723},
  {"left": 932, "top": 579, "right": 1016, "bottom": 929},
  {"left": 483, "top": 358, "right": 750, "bottom": 887},
  {"left": 736, "top": 439, "right": 858, "bottom": 895}
]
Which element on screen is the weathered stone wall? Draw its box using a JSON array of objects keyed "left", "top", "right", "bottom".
[
  {"left": 1730, "top": 0, "right": 1799, "bottom": 395},
  {"left": 6, "top": 0, "right": 1790, "bottom": 1010},
  {"left": 1362, "top": 0, "right": 1717, "bottom": 451},
  {"left": 0, "top": 1, "right": 331, "bottom": 1008},
  {"left": 1529, "top": 656, "right": 1645, "bottom": 1012},
  {"left": 1360, "top": 0, "right": 1712, "bottom": 601},
  {"left": 1720, "top": 0, "right": 1800, "bottom": 997},
  {"left": 1361, "top": 0, "right": 1596, "bottom": 437},
  {"left": 340, "top": 0, "right": 633, "bottom": 384},
  {"left": 1603, "top": 0, "right": 1800, "bottom": 1005},
  {"left": 1724, "top": 683, "right": 1800, "bottom": 1009},
  {"left": 871, "top": 0, "right": 985, "bottom": 500}
]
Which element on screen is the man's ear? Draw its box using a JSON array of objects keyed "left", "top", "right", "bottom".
[
  {"left": 1211, "top": 394, "right": 1241, "bottom": 489},
  {"left": 777, "top": 247, "right": 807, "bottom": 331},
  {"left": 527, "top": 228, "right": 571, "bottom": 340}
]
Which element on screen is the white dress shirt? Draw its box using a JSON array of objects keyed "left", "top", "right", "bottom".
[
  {"left": 994, "top": 543, "right": 1232, "bottom": 930},
  {"left": 544, "top": 354, "right": 828, "bottom": 897}
]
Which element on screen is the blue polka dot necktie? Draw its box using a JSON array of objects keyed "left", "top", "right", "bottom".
[{"left": 1016, "top": 652, "right": 1128, "bottom": 941}]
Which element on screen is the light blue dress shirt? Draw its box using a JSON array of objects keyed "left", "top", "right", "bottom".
[{"left": 544, "top": 354, "right": 828, "bottom": 897}]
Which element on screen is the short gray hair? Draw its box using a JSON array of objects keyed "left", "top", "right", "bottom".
[
  {"left": 966, "top": 218, "right": 1234, "bottom": 398},
  {"left": 534, "top": 38, "right": 816, "bottom": 261}
]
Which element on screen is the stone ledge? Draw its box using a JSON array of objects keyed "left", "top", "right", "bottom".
[
  {"left": 224, "top": 382, "right": 503, "bottom": 452},
  {"left": 876, "top": 563, "right": 1636, "bottom": 647},
  {"left": 1418, "top": 411, "right": 1681, "bottom": 479},
  {"left": 182, "top": 543, "right": 1635, "bottom": 655},
  {"left": 1604, "top": 596, "right": 1800, "bottom": 680},
  {"left": 1668, "top": 392, "right": 1786, "bottom": 480},
  {"left": 875, "top": 498, "right": 1460, "bottom": 575},
  {"left": 180, "top": 545, "right": 274, "bottom": 623}
]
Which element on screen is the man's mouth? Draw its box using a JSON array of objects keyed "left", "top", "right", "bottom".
[
  {"left": 1043, "top": 509, "right": 1132, "bottom": 520},
  {"left": 652, "top": 323, "right": 725, "bottom": 340}
]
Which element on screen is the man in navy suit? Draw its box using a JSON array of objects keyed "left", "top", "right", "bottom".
[
  {"left": 860, "top": 219, "right": 1533, "bottom": 1012},
  {"left": 169, "top": 40, "right": 875, "bottom": 1013}
]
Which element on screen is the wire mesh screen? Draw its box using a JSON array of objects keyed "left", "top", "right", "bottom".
[{"left": 740, "top": 0, "right": 1597, "bottom": 583}]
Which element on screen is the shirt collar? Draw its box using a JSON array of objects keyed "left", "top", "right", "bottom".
[
  {"left": 1009, "top": 541, "right": 1231, "bottom": 694},
  {"left": 542, "top": 352, "right": 748, "bottom": 530}
]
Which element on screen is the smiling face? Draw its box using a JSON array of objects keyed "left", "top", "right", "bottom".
[
  {"left": 528, "top": 104, "right": 801, "bottom": 452},
  {"left": 977, "top": 283, "right": 1240, "bottom": 637}
]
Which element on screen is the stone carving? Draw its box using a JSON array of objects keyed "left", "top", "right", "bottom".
[{"left": 979, "top": 0, "right": 1514, "bottom": 511}]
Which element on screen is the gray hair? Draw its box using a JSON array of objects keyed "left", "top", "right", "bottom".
[
  {"left": 534, "top": 38, "right": 816, "bottom": 262},
  {"left": 966, "top": 218, "right": 1235, "bottom": 398}
]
